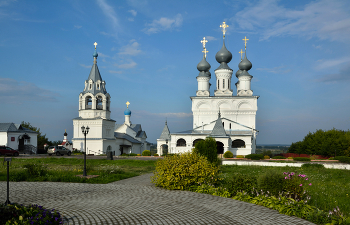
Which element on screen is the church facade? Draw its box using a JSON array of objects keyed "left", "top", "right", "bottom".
[
  {"left": 72, "top": 43, "right": 150, "bottom": 155},
  {"left": 157, "top": 22, "right": 259, "bottom": 156}
]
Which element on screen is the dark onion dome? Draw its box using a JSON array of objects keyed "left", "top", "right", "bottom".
[
  {"left": 64, "top": 131, "right": 67, "bottom": 136},
  {"left": 197, "top": 71, "right": 210, "bottom": 78},
  {"left": 93, "top": 49, "right": 98, "bottom": 58},
  {"left": 238, "top": 54, "right": 252, "bottom": 71},
  {"left": 197, "top": 55, "right": 211, "bottom": 72},
  {"left": 215, "top": 41, "right": 232, "bottom": 64},
  {"left": 206, "top": 71, "right": 211, "bottom": 77},
  {"left": 236, "top": 69, "right": 242, "bottom": 78}
]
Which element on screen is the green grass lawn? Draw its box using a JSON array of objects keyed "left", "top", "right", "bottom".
[
  {"left": 220, "top": 164, "right": 350, "bottom": 217},
  {"left": 0, "top": 158, "right": 156, "bottom": 184}
]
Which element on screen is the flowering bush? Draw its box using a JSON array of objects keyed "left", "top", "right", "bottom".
[
  {"left": 193, "top": 183, "right": 231, "bottom": 198},
  {"left": 151, "top": 151, "right": 220, "bottom": 190},
  {"left": 263, "top": 155, "right": 270, "bottom": 159},
  {"left": 0, "top": 203, "right": 63, "bottom": 225},
  {"left": 283, "top": 172, "right": 312, "bottom": 200}
]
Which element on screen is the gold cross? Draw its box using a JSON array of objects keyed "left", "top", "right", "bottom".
[
  {"left": 200, "top": 37, "right": 208, "bottom": 49},
  {"left": 220, "top": 22, "right": 229, "bottom": 37},
  {"left": 239, "top": 49, "right": 244, "bottom": 61},
  {"left": 126, "top": 101, "right": 130, "bottom": 108},
  {"left": 242, "top": 36, "right": 249, "bottom": 49},
  {"left": 94, "top": 42, "right": 98, "bottom": 49},
  {"left": 202, "top": 48, "right": 208, "bottom": 59}
]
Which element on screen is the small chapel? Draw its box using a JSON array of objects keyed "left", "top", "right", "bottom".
[
  {"left": 157, "top": 22, "right": 259, "bottom": 156},
  {"left": 72, "top": 43, "right": 150, "bottom": 155}
]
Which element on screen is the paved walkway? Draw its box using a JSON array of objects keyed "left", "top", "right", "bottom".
[{"left": 0, "top": 174, "right": 314, "bottom": 225}]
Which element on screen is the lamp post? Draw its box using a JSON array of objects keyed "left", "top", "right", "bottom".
[{"left": 81, "top": 125, "right": 90, "bottom": 176}]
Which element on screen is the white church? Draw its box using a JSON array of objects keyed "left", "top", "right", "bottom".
[
  {"left": 157, "top": 22, "right": 259, "bottom": 156},
  {"left": 72, "top": 43, "right": 150, "bottom": 155}
]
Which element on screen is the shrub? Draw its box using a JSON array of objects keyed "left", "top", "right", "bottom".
[
  {"left": 236, "top": 155, "right": 244, "bottom": 158},
  {"left": 264, "top": 155, "right": 270, "bottom": 159},
  {"left": 136, "top": 154, "right": 141, "bottom": 156},
  {"left": 193, "top": 137, "right": 218, "bottom": 164},
  {"left": 223, "top": 151, "right": 233, "bottom": 158},
  {"left": 258, "top": 170, "right": 285, "bottom": 196},
  {"left": 245, "top": 154, "right": 264, "bottom": 160},
  {"left": 121, "top": 153, "right": 128, "bottom": 156},
  {"left": 129, "top": 153, "right": 137, "bottom": 156},
  {"left": 334, "top": 156, "right": 350, "bottom": 164},
  {"left": 151, "top": 152, "right": 220, "bottom": 190},
  {"left": 293, "top": 157, "right": 311, "bottom": 161},
  {"left": 283, "top": 172, "right": 311, "bottom": 200},
  {"left": 23, "top": 164, "right": 47, "bottom": 177},
  {"left": 0, "top": 203, "right": 63, "bottom": 224},
  {"left": 153, "top": 153, "right": 159, "bottom": 156},
  {"left": 142, "top": 150, "right": 151, "bottom": 156},
  {"left": 287, "top": 157, "right": 293, "bottom": 159},
  {"left": 328, "top": 157, "right": 334, "bottom": 160},
  {"left": 220, "top": 173, "right": 258, "bottom": 197},
  {"left": 301, "top": 163, "right": 324, "bottom": 169},
  {"left": 272, "top": 156, "right": 286, "bottom": 159}
]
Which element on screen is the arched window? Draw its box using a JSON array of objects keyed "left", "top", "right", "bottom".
[
  {"left": 97, "top": 84, "right": 100, "bottom": 89},
  {"left": 89, "top": 84, "right": 92, "bottom": 89},
  {"left": 223, "top": 79, "right": 225, "bottom": 89},
  {"left": 232, "top": 139, "right": 246, "bottom": 148},
  {"left": 176, "top": 138, "right": 186, "bottom": 147},
  {"left": 218, "top": 80, "right": 220, "bottom": 89},
  {"left": 222, "top": 122, "right": 224, "bottom": 127},
  {"left": 192, "top": 139, "right": 203, "bottom": 147},
  {"left": 229, "top": 123, "right": 231, "bottom": 129},
  {"left": 106, "top": 97, "right": 110, "bottom": 110},
  {"left": 107, "top": 145, "right": 112, "bottom": 151},
  {"left": 86, "top": 96, "right": 92, "bottom": 109},
  {"left": 96, "top": 96, "right": 103, "bottom": 110}
]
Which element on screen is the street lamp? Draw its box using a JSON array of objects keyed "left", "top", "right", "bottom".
[{"left": 81, "top": 125, "right": 90, "bottom": 176}]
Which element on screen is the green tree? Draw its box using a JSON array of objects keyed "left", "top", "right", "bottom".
[
  {"left": 193, "top": 137, "right": 218, "bottom": 165},
  {"left": 20, "top": 121, "right": 50, "bottom": 149}
]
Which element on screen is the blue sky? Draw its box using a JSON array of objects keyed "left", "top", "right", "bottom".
[{"left": 1, "top": 0, "right": 350, "bottom": 145}]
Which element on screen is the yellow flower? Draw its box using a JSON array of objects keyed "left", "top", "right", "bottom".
[{"left": 19, "top": 216, "right": 23, "bottom": 220}]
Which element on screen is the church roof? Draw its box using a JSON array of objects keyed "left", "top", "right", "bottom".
[
  {"left": 159, "top": 121, "right": 171, "bottom": 140},
  {"left": 114, "top": 132, "right": 142, "bottom": 144},
  {"left": 72, "top": 117, "right": 116, "bottom": 122},
  {"left": 0, "top": 123, "right": 38, "bottom": 133},
  {"left": 210, "top": 113, "right": 228, "bottom": 137}
]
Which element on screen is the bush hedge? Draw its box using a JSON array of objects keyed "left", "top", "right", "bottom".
[
  {"left": 264, "top": 155, "right": 270, "bottom": 159},
  {"left": 272, "top": 156, "right": 286, "bottom": 159},
  {"left": 236, "top": 155, "right": 244, "bottom": 158},
  {"left": 293, "top": 157, "right": 311, "bottom": 161},
  {"left": 334, "top": 156, "right": 350, "bottom": 164},
  {"left": 258, "top": 170, "right": 285, "bottom": 196},
  {"left": 142, "top": 150, "right": 151, "bottom": 156},
  {"left": 151, "top": 152, "right": 220, "bottom": 190},
  {"left": 153, "top": 153, "right": 159, "bottom": 156},
  {"left": 223, "top": 151, "right": 234, "bottom": 158},
  {"left": 193, "top": 137, "right": 218, "bottom": 164},
  {"left": 245, "top": 154, "right": 264, "bottom": 160}
]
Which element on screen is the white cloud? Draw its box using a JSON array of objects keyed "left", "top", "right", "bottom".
[
  {"left": 231, "top": 0, "right": 350, "bottom": 42},
  {"left": 315, "top": 63, "right": 350, "bottom": 83},
  {"left": 128, "top": 9, "right": 137, "bottom": 17},
  {"left": 256, "top": 65, "right": 291, "bottom": 74},
  {"left": 0, "top": 78, "right": 59, "bottom": 103},
  {"left": 96, "top": 0, "right": 121, "bottom": 36},
  {"left": 115, "top": 60, "right": 137, "bottom": 69},
  {"left": 315, "top": 57, "right": 350, "bottom": 70},
  {"left": 79, "top": 64, "right": 91, "bottom": 68},
  {"left": 128, "top": 18, "right": 134, "bottom": 21},
  {"left": 119, "top": 40, "right": 142, "bottom": 55},
  {"left": 143, "top": 14, "right": 183, "bottom": 34},
  {"left": 74, "top": 25, "right": 82, "bottom": 29},
  {"left": 205, "top": 36, "right": 217, "bottom": 41}
]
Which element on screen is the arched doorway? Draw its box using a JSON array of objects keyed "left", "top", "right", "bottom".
[
  {"left": 232, "top": 139, "right": 245, "bottom": 148},
  {"left": 176, "top": 138, "right": 186, "bottom": 147},
  {"left": 161, "top": 144, "right": 168, "bottom": 155},
  {"left": 216, "top": 141, "right": 224, "bottom": 154}
]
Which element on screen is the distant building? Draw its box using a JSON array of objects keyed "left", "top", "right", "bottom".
[
  {"left": 157, "top": 22, "right": 259, "bottom": 156},
  {"left": 72, "top": 43, "right": 150, "bottom": 155},
  {"left": 0, "top": 123, "right": 38, "bottom": 153},
  {"left": 60, "top": 130, "right": 73, "bottom": 151}
]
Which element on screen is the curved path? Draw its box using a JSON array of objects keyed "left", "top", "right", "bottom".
[{"left": 0, "top": 174, "right": 314, "bottom": 225}]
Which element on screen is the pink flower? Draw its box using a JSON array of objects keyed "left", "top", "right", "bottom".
[
  {"left": 305, "top": 178, "right": 308, "bottom": 180},
  {"left": 299, "top": 184, "right": 303, "bottom": 186},
  {"left": 309, "top": 183, "right": 312, "bottom": 186},
  {"left": 285, "top": 177, "right": 287, "bottom": 179}
]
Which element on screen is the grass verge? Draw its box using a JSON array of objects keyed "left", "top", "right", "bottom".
[{"left": 0, "top": 158, "right": 156, "bottom": 184}]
